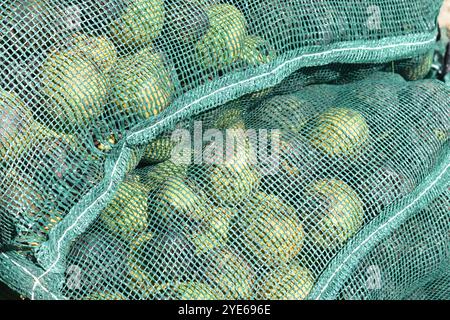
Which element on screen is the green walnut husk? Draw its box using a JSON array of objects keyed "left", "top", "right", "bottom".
[
  {"left": 40, "top": 49, "right": 109, "bottom": 130},
  {"left": 402, "top": 80, "right": 450, "bottom": 145},
  {"left": 100, "top": 179, "right": 149, "bottom": 239},
  {"left": 190, "top": 207, "right": 234, "bottom": 255},
  {"left": 213, "top": 106, "right": 246, "bottom": 130},
  {"left": 350, "top": 80, "right": 401, "bottom": 110},
  {"left": 65, "top": 0, "right": 128, "bottom": 34},
  {"left": 140, "top": 135, "right": 176, "bottom": 165},
  {"left": 239, "top": 35, "right": 277, "bottom": 67},
  {"left": 1, "top": 0, "right": 67, "bottom": 56},
  {"left": 0, "top": 119, "right": 86, "bottom": 247},
  {"left": 0, "top": 0, "right": 69, "bottom": 99},
  {"left": 125, "top": 146, "right": 146, "bottom": 174},
  {"left": 111, "top": 48, "right": 175, "bottom": 120},
  {"left": 146, "top": 160, "right": 189, "bottom": 185},
  {"left": 244, "top": 0, "right": 304, "bottom": 51},
  {"left": 309, "top": 107, "right": 369, "bottom": 158},
  {"left": 110, "top": 0, "right": 165, "bottom": 48},
  {"left": 196, "top": 3, "right": 247, "bottom": 69},
  {"left": 246, "top": 87, "right": 274, "bottom": 101},
  {"left": 0, "top": 90, "right": 34, "bottom": 162},
  {"left": 133, "top": 231, "right": 196, "bottom": 287},
  {"left": 0, "top": 167, "right": 62, "bottom": 248},
  {"left": 250, "top": 94, "right": 312, "bottom": 133},
  {"left": 69, "top": 33, "right": 118, "bottom": 73},
  {"left": 347, "top": 81, "right": 402, "bottom": 135},
  {"left": 274, "top": 135, "right": 321, "bottom": 189},
  {"left": 239, "top": 192, "right": 305, "bottom": 266},
  {"left": 361, "top": 164, "right": 415, "bottom": 215},
  {"left": 82, "top": 291, "right": 127, "bottom": 300},
  {"left": 127, "top": 231, "right": 155, "bottom": 294},
  {"left": 173, "top": 282, "right": 226, "bottom": 300},
  {"left": 305, "top": 178, "right": 364, "bottom": 249},
  {"left": 163, "top": 0, "right": 210, "bottom": 44},
  {"left": 21, "top": 132, "right": 99, "bottom": 204},
  {"left": 190, "top": 138, "right": 260, "bottom": 206},
  {"left": 395, "top": 50, "right": 434, "bottom": 81},
  {"left": 149, "top": 175, "right": 209, "bottom": 223},
  {"left": 142, "top": 281, "right": 226, "bottom": 300},
  {"left": 293, "top": 84, "right": 339, "bottom": 110},
  {"left": 256, "top": 262, "right": 315, "bottom": 300},
  {"left": 66, "top": 228, "right": 129, "bottom": 295},
  {"left": 204, "top": 249, "right": 254, "bottom": 299},
  {"left": 128, "top": 231, "right": 194, "bottom": 295}
]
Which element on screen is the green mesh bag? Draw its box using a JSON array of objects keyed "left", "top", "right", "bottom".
[
  {"left": 383, "top": 27, "right": 450, "bottom": 83},
  {"left": 0, "top": 0, "right": 448, "bottom": 300},
  {"left": 333, "top": 188, "right": 449, "bottom": 300}
]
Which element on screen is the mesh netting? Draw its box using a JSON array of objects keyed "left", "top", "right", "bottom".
[
  {"left": 0, "top": 0, "right": 448, "bottom": 300},
  {"left": 57, "top": 76, "right": 449, "bottom": 300},
  {"left": 336, "top": 188, "right": 449, "bottom": 300},
  {"left": 406, "top": 268, "right": 450, "bottom": 300},
  {"left": 0, "top": 0, "right": 443, "bottom": 248}
]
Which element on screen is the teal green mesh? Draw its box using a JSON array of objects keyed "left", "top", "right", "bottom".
[
  {"left": 334, "top": 188, "right": 449, "bottom": 300},
  {"left": 0, "top": 0, "right": 448, "bottom": 300},
  {"left": 386, "top": 27, "right": 449, "bottom": 83}
]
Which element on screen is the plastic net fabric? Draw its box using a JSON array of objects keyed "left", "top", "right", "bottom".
[
  {"left": 384, "top": 49, "right": 435, "bottom": 81},
  {"left": 0, "top": 0, "right": 448, "bottom": 300},
  {"left": 0, "top": 0, "right": 440, "bottom": 249},
  {"left": 336, "top": 188, "right": 449, "bottom": 300},
  {"left": 58, "top": 75, "right": 449, "bottom": 300},
  {"left": 382, "top": 30, "right": 449, "bottom": 83},
  {"left": 406, "top": 268, "right": 450, "bottom": 300}
]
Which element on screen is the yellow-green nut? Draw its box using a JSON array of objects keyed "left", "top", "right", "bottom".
[
  {"left": 125, "top": 146, "right": 145, "bottom": 174},
  {"left": 100, "top": 179, "right": 149, "bottom": 239},
  {"left": 309, "top": 107, "right": 369, "bottom": 158},
  {"left": 196, "top": 4, "right": 247, "bottom": 69},
  {"left": 82, "top": 291, "right": 127, "bottom": 300},
  {"left": 205, "top": 249, "right": 254, "bottom": 299},
  {"left": 111, "top": 49, "right": 174, "bottom": 120},
  {"left": 305, "top": 178, "right": 364, "bottom": 249},
  {"left": 239, "top": 192, "right": 305, "bottom": 266},
  {"left": 0, "top": 167, "right": 46, "bottom": 247},
  {"left": 190, "top": 207, "right": 233, "bottom": 255},
  {"left": 240, "top": 35, "right": 276, "bottom": 67},
  {"left": 189, "top": 0, "right": 214, "bottom": 7},
  {"left": 213, "top": 107, "right": 246, "bottom": 130},
  {"left": 252, "top": 94, "right": 310, "bottom": 133},
  {"left": 151, "top": 175, "right": 208, "bottom": 222},
  {"left": 141, "top": 136, "right": 176, "bottom": 165},
  {"left": 70, "top": 33, "right": 117, "bottom": 73},
  {"left": 127, "top": 231, "right": 155, "bottom": 292},
  {"left": 110, "top": 0, "right": 165, "bottom": 48},
  {"left": 256, "top": 262, "right": 315, "bottom": 300},
  {"left": 164, "top": 0, "right": 210, "bottom": 44},
  {"left": 396, "top": 50, "right": 434, "bottom": 81},
  {"left": 247, "top": 87, "right": 274, "bottom": 100},
  {"left": 197, "top": 138, "right": 260, "bottom": 206},
  {"left": 174, "top": 282, "right": 225, "bottom": 300},
  {"left": 276, "top": 135, "right": 318, "bottom": 182},
  {"left": 147, "top": 160, "right": 188, "bottom": 185},
  {"left": 209, "top": 162, "right": 260, "bottom": 206},
  {"left": 0, "top": 90, "right": 34, "bottom": 162},
  {"left": 40, "top": 50, "right": 109, "bottom": 129},
  {"left": 127, "top": 231, "right": 157, "bottom": 295},
  {"left": 406, "top": 80, "right": 450, "bottom": 144},
  {"left": 1, "top": 0, "right": 63, "bottom": 54}
]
